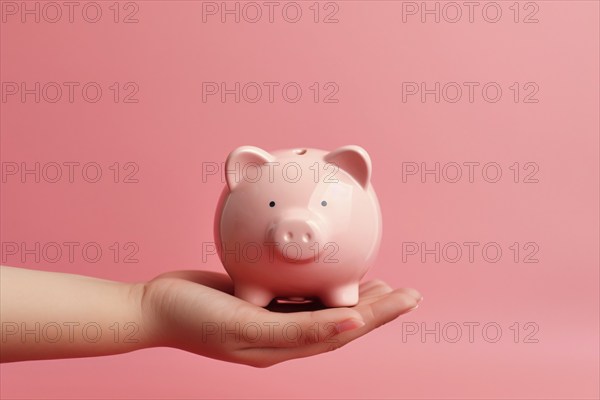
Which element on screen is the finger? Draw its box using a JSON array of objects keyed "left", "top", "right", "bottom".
[
  {"left": 237, "top": 286, "right": 420, "bottom": 349},
  {"left": 354, "top": 288, "right": 420, "bottom": 329},
  {"left": 394, "top": 287, "right": 423, "bottom": 303},
  {"left": 359, "top": 279, "right": 392, "bottom": 296},
  {"left": 236, "top": 289, "right": 419, "bottom": 367},
  {"left": 236, "top": 306, "right": 365, "bottom": 350},
  {"left": 358, "top": 280, "right": 394, "bottom": 304}
]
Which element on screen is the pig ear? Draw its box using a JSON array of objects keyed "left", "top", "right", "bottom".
[
  {"left": 225, "top": 146, "right": 275, "bottom": 191},
  {"left": 324, "top": 145, "right": 372, "bottom": 189}
]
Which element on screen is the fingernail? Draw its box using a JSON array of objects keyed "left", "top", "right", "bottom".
[
  {"left": 406, "top": 289, "right": 423, "bottom": 303},
  {"left": 335, "top": 318, "right": 365, "bottom": 334}
]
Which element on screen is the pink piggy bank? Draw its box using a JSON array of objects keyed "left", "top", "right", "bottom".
[{"left": 214, "top": 145, "right": 382, "bottom": 307}]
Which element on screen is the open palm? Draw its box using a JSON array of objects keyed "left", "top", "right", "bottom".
[{"left": 140, "top": 270, "right": 422, "bottom": 368}]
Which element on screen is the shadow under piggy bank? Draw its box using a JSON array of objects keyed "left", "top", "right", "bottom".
[{"left": 266, "top": 298, "right": 329, "bottom": 313}]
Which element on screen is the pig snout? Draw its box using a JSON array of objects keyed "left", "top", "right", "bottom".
[{"left": 268, "top": 218, "right": 323, "bottom": 262}]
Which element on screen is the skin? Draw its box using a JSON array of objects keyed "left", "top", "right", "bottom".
[{"left": 0, "top": 265, "right": 422, "bottom": 367}]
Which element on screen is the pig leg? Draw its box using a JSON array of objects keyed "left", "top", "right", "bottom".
[
  {"left": 234, "top": 284, "right": 274, "bottom": 307},
  {"left": 320, "top": 284, "right": 360, "bottom": 307}
]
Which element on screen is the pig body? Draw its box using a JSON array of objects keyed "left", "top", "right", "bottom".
[{"left": 214, "top": 146, "right": 382, "bottom": 307}]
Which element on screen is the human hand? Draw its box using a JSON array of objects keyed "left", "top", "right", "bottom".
[{"left": 139, "top": 270, "right": 422, "bottom": 367}]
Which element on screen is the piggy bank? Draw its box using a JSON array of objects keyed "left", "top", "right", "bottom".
[{"left": 214, "top": 145, "right": 382, "bottom": 307}]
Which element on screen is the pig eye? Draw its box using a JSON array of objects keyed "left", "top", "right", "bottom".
[
  {"left": 269, "top": 201, "right": 276, "bottom": 207},
  {"left": 321, "top": 200, "right": 327, "bottom": 207}
]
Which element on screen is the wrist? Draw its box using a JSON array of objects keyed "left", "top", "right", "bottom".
[
  {"left": 129, "top": 280, "right": 175, "bottom": 350},
  {"left": 126, "top": 281, "right": 163, "bottom": 350}
]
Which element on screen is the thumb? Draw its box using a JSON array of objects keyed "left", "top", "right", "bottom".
[{"left": 246, "top": 307, "right": 365, "bottom": 348}]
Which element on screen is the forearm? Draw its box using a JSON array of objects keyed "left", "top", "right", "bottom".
[{"left": 0, "top": 266, "right": 153, "bottom": 362}]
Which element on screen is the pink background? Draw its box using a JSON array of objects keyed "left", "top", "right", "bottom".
[{"left": 1, "top": 1, "right": 598, "bottom": 399}]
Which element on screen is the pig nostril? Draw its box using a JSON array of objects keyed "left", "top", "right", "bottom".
[
  {"left": 302, "top": 233, "right": 311, "bottom": 243},
  {"left": 283, "top": 232, "right": 293, "bottom": 241},
  {"left": 293, "top": 149, "right": 307, "bottom": 155}
]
